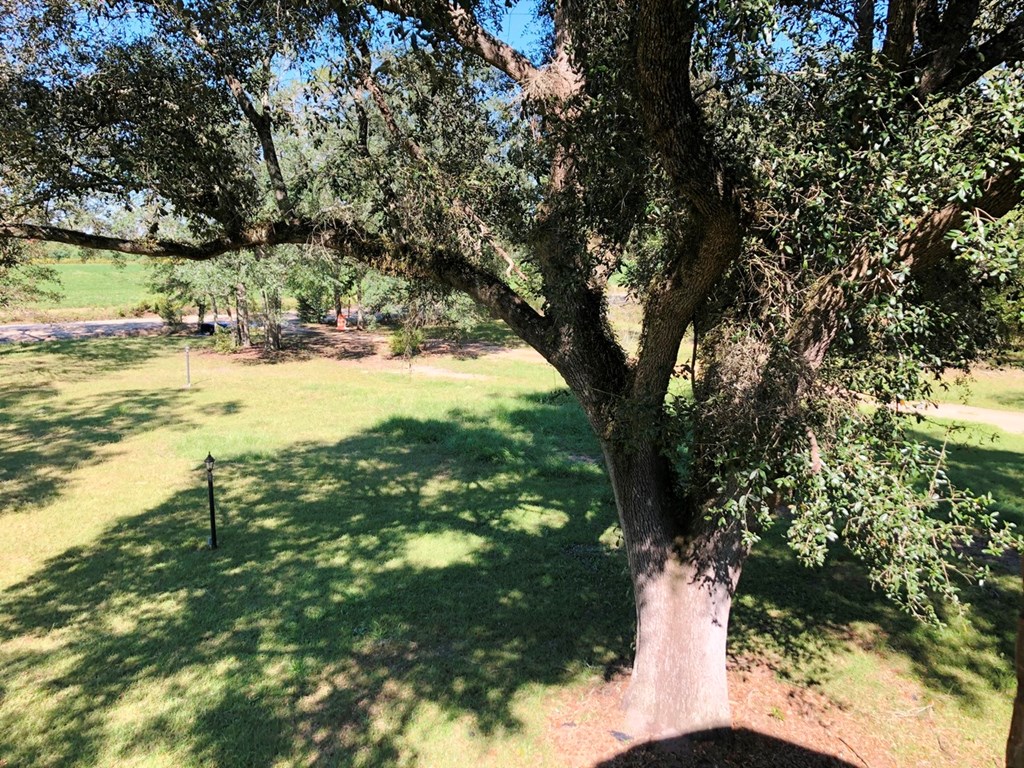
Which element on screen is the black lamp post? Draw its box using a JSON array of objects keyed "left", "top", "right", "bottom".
[{"left": 205, "top": 453, "right": 218, "bottom": 549}]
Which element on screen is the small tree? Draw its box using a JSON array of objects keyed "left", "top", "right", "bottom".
[
  {"left": 149, "top": 259, "right": 221, "bottom": 331},
  {"left": 0, "top": 239, "right": 60, "bottom": 310}
]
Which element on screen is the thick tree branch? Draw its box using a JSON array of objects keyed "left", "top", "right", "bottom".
[
  {"left": 915, "top": 0, "right": 981, "bottom": 97},
  {"left": 353, "top": 94, "right": 371, "bottom": 158},
  {"left": 938, "top": 13, "right": 1024, "bottom": 95},
  {"left": 367, "top": 0, "right": 540, "bottom": 89},
  {"left": 898, "top": 161, "right": 1023, "bottom": 273},
  {"left": 631, "top": 0, "right": 744, "bottom": 400},
  {"left": 881, "top": 0, "right": 918, "bottom": 67},
  {"left": 0, "top": 220, "right": 331, "bottom": 260},
  {"left": 631, "top": 219, "right": 741, "bottom": 405},
  {"left": 348, "top": 3, "right": 620, "bottom": 405},
  {"left": 0, "top": 217, "right": 554, "bottom": 359},
  {"left": 635, "top": 0, "right": 740, "bottom": 220},
  {"left": 855, "top": 0, "right": 876, "bottom": 56},
  {"left": 170, "top": 6, "right": 295, "bottom": 217}
]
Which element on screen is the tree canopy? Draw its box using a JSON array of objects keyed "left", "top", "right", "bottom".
[{"left": 2, "top": 0, "right": 1022, "bottom": 744}]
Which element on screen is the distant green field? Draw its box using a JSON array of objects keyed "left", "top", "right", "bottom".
[
  {"left": 33, "top": 261, "right": 153, "bottom": 309},
  {"left": 4, "top": 259, "right": 306, "bottom": 322},
  {"left": 933, "top": 366, "right": 1024, "bottom": 411}
]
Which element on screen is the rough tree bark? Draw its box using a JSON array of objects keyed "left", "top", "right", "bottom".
[{"left": 601, "top": 438, "right": 745, "bottom": 737}]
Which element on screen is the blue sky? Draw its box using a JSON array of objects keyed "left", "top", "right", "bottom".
[{"left": 497, "top": 0, "right": 547, "bottom": 63}]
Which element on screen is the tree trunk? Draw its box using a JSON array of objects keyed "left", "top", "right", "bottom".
[
  {"left": 262, "top": 287, "right": 282, "bottom": 352},
  {"left": 196, "top": 299, "right": 206, "bottom": 333},
  {"left": 1008, "top": 554, "right": 1024, "bottom": 768},
  {"left": 235, "top": 283, "right": 251, "bottom": 347},
  {"left": 601, "top": 438, "right": 745, "bottom": 740}
]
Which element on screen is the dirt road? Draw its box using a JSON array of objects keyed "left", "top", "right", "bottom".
[
  {"left": 0, "top": 317, "right": 166, "bottom": 343},
  {"left": 0, "top": 314, "right": 312, "bottom": 345},
  {"left": 903, "top": 400, "right": 1024, "bottom": 434}
]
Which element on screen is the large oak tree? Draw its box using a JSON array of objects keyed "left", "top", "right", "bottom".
[{"left": 2, "top": 0, "right": 1022, "bottom": 745}]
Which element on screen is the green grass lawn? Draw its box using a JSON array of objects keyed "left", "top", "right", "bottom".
[
  {"left": 0, "top": 335, "right": 1018, "bottom": 766},
  {"left": 0, "top": 337, "right": 629, "bottom": 767}
]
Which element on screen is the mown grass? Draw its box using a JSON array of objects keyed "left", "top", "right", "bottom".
[
  {"left": 0, "top": 334, "right": 1018, "bottom": 767},
  {"left": 0, "top": 336, "right": 629, "bottom": 767}
]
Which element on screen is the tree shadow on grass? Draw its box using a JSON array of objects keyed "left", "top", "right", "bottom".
[
  {"left": 0, "top": 407, "right": 633, "bottom": 767},
  {"left": 0, "top": 387, "right": 243, "bottom": 515},
  {"left": 594, "top": 730, "right": 858, "bottom": 767},
  {"left": 936, "top": 432, "right": 1024, "bottom": 525},
  {"left": 0, "top": 388, "right": 210, "bottom": 513},
  {"left": 236, "top": 321, "right": 531, "bottom": 368},
  {"left": 0, "top": 336, "right": 243, "bottom": 514},
  {"left": 1, "top": 383, "right": 1016, "bottom": 765}
]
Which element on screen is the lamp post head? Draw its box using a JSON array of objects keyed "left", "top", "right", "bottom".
[{"left": 205, "top": 453, "right": 215, "bottom": 472}]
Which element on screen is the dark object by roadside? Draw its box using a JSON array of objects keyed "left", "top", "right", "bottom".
[{"left": 198, "top": 322, "right": 231, "bottom": 335}]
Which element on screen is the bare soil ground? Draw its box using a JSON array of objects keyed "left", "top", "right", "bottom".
[
  {"left": 546, "top": 658, "right": 966, "bottom": 768},
  {"left": 237, "top": 324, "right": 542, "bottom": 376}
]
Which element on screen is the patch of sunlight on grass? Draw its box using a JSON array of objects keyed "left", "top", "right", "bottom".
[
  {"left": 404, "top": 686, "right": 558, "bottom": 768},
  {"left": 398, "top": 532, "right": 489, "bottom": 570},
  {"left": 103, "top": 593, "right": 188, "bottom": 637},
  {"left": 503, "top": 505, "right": 570, "bottom": 535},
  {"left": 816, "top": 643, "right": 1009, "bottom": 768}
]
